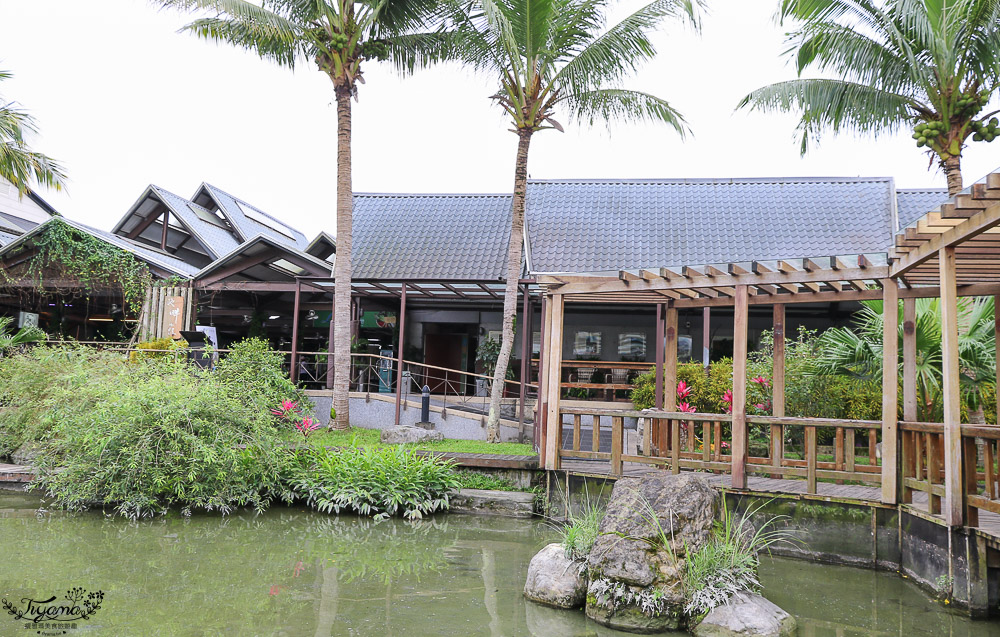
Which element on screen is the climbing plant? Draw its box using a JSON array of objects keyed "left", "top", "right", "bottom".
[{"left": 1, "top": 219, "right": 152, "bottom": 311}]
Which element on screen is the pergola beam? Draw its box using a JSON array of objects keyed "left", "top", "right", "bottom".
[{"left": 892, "top": 200, "right": 1000, "bottom": 277}]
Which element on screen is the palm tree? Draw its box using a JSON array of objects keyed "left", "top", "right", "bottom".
[
  {"left": 739, "top": 0, "right": 1000, "bottom": 196},
  {"left": 446, "top": 0, "right": 701, "bottom": 441},
  {"left": 0, "top": 70, "right": 66, "bottom": 196},
  {"left": 0, "top": 316, "right": 46, "bottom": 353},
  {"left": 161, "top": 0, "right": 447, "bottom": 429},
  {"left": 808, "top": 297, "right": 996, "bottom": 422}
]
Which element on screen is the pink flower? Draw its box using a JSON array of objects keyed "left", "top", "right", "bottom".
[
  {"left": 721, "top": 389, "right": 733, "bottom": 413},
  {"left": 678, "top": 402, "right": 697, "bottom": 413},
  {"left": 751, "top": 376, "right": 770, "bottom": 389},
  {"left": 295, "top": 416, "right": 321, "bottom": 438},
  {"left": 271, "top": 400, "right": 300, "bottom": 419},
  {"left": 721, "top": 441, "right": 730, "bottom": 450},
  {"left": 676, "top": 381, "right": 692, "bottom": 400}
]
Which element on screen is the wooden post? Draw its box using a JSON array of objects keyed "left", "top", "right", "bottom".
[
  {"left": 290, "top": 279, "right": 302, "bottom": 383},
  {"left": 536, "top": 297, "right": 550, "bottom": 458},
  {"left": 702, "top": 306, "right": 711, "bottom": 369},
  {"left": 160, "top": 208, "right": 169, "bottom": 251},
  {"left": 901, "top": 297, "right": 917, "bottom": 503},
  {"left": 518, "top": 288, "right": 532, "bottom": 433},
  {"left": 611, "top": 417, "right": 623, "bottom": 476},
  {"left": 394, "top": 284, "right": 407, "bottom": 427},
  {"left": 731, "top": 285, "right": 749, "bottom": 489},
  {"left": 940, "top": 247, "right": 964, "bottom": 526},
  {"left": 664, "top": 306, "right": 678, "bottom": 472},
  {"left": 881, "top": 278, "right": 899, "bottom": 504},
  {"left": 655, "top": 304, "right": 665, "bottom": 411},
  {"left": 544, "top": 295, "right": 565, "bottom": 470},
  {"left": 771, "top": 304, "right": 785, "bottom": 470}
]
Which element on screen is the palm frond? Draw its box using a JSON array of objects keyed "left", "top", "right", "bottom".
[
  {"left": 738, "top": 78, "right": 914, "bottom": 154},
  {"left": 562, "top": 88, "right": 688, "bottom": 133},
  {"left": 554, "top": 0, "right": 699, "bottom": 96}
]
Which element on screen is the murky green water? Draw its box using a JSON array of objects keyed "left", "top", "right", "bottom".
[{"left": 0, "top": 493, "right": 997, "bottom": 636}]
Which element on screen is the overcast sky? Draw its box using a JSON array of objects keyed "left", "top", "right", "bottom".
[{"left": 3, "top": 0, "right": 1000, "bottom": 240}]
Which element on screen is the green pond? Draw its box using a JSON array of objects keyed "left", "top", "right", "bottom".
[{"left": 0, "top": 493, "right": 997, "bottom": 637}]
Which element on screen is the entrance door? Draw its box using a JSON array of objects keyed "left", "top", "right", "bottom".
[{"left": 423, "top": 334, "right": 465, "bottom": 394}]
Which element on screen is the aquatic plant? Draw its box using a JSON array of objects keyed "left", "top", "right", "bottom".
[
  {"left": 548, "top": 483, "right": 605, "bottom": 560},
  {"left": 292, "top": 445, "right": 462, "bottom": 520},
  {"left": 683, "top": 499, "right": 797, "bottom": 616},
  {"left": 589, "top": 578, "right": 669, "bottom": 616}
]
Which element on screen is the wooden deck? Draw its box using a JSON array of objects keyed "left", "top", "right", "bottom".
[{"left": 561, "top": 458, "right": 1000, "bottom": 545}]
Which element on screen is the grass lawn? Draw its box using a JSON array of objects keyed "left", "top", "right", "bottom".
[{"left": 287, "top": 427, "right": 537, "bottom": 456}]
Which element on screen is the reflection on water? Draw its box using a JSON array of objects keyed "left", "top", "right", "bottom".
[{"left": 0, "top": 493, "right": 996, "bottom": 636}]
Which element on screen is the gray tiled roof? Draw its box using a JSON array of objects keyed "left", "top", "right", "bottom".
[
  {"left": 352, "top": 193, "right": 513, "bottom": 280},
  {"left": 897, "top": 188, "right": 949, "bottom": 230},
  {"left": 0, "top": 229, "right": 17, "bottom": 247},
  {"left": 72, "top": 221, "right": 201, "bottom": 277},
  {"left": 525, "top": 178, "right": 897, "bottom": 273},
  {"left": 150, "top": 186, "right": 242, "bottom": 259},
  {"left": 199, "top": 184, "right": 310, "bottom": 251}
]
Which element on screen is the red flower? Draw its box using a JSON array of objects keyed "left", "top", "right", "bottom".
[
  {"left": 721, "top": 389, "right": 733, "bottom": 413},
  {"left": 676, "top": 380, "right": 692, "bottom": 400},
  {"left": 678, "top": 402, "right": 697, "bottom": 413},
  {"left": 751, "top": 376, "right": 770, "bottom": 389},
  {"left": 295, "top": 416, "right": 321, "bottom": 438},
  {"left": 271, "top": 400, "right": 300, "bottom": 419}
]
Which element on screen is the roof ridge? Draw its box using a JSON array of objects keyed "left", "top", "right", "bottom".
[
  {"left": 354, "top": 192, "right": 512, "bottom": 198},
  {"left": 526, "top": 176, "right": 895, "bottom": 185}
]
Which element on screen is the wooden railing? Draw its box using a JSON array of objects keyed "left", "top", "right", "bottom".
[
  {"left": 900, "top": 422, "right": 945, "bottom": 514},
  {"left": 961, "top": 424, "right": 1000, "bottom": 527},
  {"left": 555, "top": 406, "right": 882, "bottom": 493}
]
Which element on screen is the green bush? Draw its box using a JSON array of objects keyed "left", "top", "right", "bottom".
[
  {"left": 455, "top": 470, "right": 518, "bottom": 491},
  {"left": 0, "top": 345, "right": 125, "bottom": 455},
  {"left": 214, "top": 337, "right": 310, "bottom": 415},
  {"left": 292, "top": 445, "right": 462, "bottom": 520},
  {"left": 22, "top": 353, "right": 293, "bottom": 519},
  {"left": 128, "top": 337, "right": 186, "bottom": 363}
]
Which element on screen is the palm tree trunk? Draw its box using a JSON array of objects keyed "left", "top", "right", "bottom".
[
  {"left": 943, "top": 154, "right": 963, "bottom": 196},
  {"left": 332, "top": 84, "right": 353, "bottom": 430},
  {"left": 486, "top": 129, "right": 532, "bottom": 442}
]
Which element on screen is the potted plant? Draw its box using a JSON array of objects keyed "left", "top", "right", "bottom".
[{"left": 476, "top": 333, "right": 513, "bottom": 396}]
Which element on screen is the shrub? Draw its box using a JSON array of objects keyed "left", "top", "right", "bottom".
[
  {"left": 28, "top": 355, "right": 293, "bottom": 519},
  {"left": 0, "top": 345, "right": 124, "bottom": 455},
  {"left": 214, "top": 337, "right": 310, "bottom": 415},
  {"left": 128, "top": 337, "right": 186, "bottom": 363},
  {"left": 292, "top": 445, "right": 462, "bottom": 520},
  {"left": 455, "top": 470, "right": 518, "bottom": 491}
]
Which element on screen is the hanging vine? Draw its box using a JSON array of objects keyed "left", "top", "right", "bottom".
[{"left": 1, "top": 219, "right": 153, "bottom": 311}]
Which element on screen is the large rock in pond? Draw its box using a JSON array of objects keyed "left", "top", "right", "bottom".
[
  {"left": 585, "top": 473, "right": 717, "bottom": 633},
  {"left": 523, "top": 543, "right": 587, "bottom": 608},
  {"left": 379, "top": 425, "right": 444, "bottom": 444},
  {"left": 692, "top": 592, "right": 797, "bottom": 637}
]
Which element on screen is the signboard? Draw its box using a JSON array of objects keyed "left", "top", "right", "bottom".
[
  {"left": 163, "top": 296, "right": 185, "bottom": 339},
  {"left": 360, "top": 311, "right": 397, "bottom": 329},
  {"left": 312, "top": 310, "right": 332, "bottom": 328}
]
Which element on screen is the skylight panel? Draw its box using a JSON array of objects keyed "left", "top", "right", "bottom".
[{"left": 236, "top": 200, "right": 296, "bottom": 239}]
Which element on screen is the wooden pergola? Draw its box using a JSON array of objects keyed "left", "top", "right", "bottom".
[{"left": 535, "top": 167, "right": 1000, "bottom": 532}]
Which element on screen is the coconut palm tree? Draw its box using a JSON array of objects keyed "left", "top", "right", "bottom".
[
  {"left": 445, "top": 0, "right": 701, "bottom": 441},
  {"left": 0, "top": 70, "right": 66, "bottom": 196},
  {"left": 161, "top": 0, "right": 448, "bottom": 429},
  {"left": 808, "top": 297, "right": 996, "bottom": 422},
  {"left": 739, "top": 0, "right": 1000, "bottom": 196}
]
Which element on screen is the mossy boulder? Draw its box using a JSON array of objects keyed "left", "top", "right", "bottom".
[{"left": 585, "top": 473, "right": 717, "bottom": 633}]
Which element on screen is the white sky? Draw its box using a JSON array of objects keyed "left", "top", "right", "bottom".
[{"left": 3, "top": 0, "right": 1000, "bottom": 240}]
